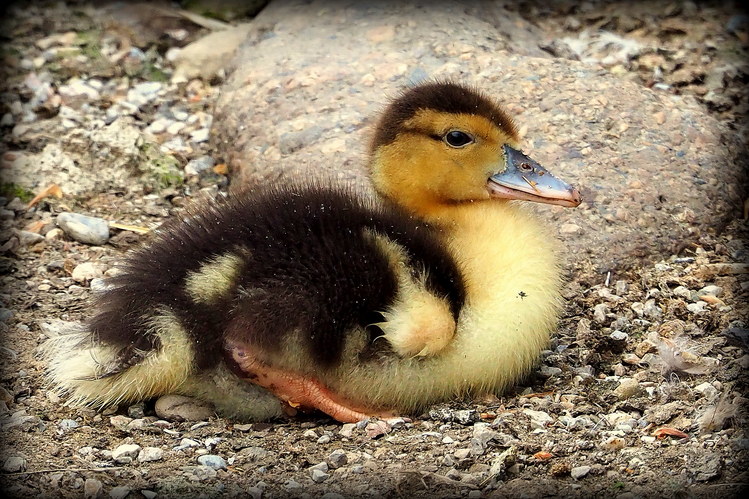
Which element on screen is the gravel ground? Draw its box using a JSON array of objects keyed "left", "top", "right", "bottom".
[{"left": 1, "top": 1, "right": 747, "bottom": 498}]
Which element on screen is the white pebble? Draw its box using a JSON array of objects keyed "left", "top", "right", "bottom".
[
  {"left": 71, "top": 262, "right": 105, "bottom": 282},
  {"left": 687, "top": 302, "right": 708, "bottom": 314},
  {"left": 56, "top": 212, "right": 109, "bottom": 245},
  {"left": 112, "top": 444, "right": 141, "bottom": 464},
  {"left": 339, "top": 423, "right": 356, "bottom": 438},
  {"left": 197, "top": 454, "right": 227, "bottom": 470},
  {"left": 609, "top": 330, "right": 628, "bottom": 342},
  {"left": 523, "top": 409, "right": 553, "bottom": 429},
  {"left": 189, "top": 128, "right": 210, "bottom": 143},
  {"left": 137, "top": 447, "right": 164, "bottom": 462},
  {"left": 698, "top": 285, "right": 722, "bottom": 297},
  {"left": 571, "top": 465, "right": 591, "bottom": 479},
  {"left": 592, "top": 303, "right": 609, "bottom": 323}
]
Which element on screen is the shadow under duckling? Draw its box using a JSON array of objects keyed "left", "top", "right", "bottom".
[{"left": 44, "top": 81, "right": 580, "bottom": 422}]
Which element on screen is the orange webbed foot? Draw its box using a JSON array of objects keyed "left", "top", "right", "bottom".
[{"left": 226, "top": 341, "right": 394, "bottom": 423}]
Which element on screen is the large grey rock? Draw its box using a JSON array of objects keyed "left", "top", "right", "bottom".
[{"left": 212, "top": 0, "right": 746, "bottom": 277}]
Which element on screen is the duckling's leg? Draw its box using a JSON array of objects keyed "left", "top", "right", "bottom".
[{"left": 226, "top": 341, "right": 392, "bottom": 423}]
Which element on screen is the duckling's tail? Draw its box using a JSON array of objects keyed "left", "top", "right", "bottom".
[
  {"left": 40, "top": 314, "right": 286, "bottom": 421},
  {"left": 41, "top": 311, "right": 195, "bottom": 410}
]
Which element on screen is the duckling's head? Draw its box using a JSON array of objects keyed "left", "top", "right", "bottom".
[{"left": 369, "top": 81, "right": 581, "bottom": 219}]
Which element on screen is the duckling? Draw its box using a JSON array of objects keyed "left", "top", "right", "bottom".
[{"left": 44, "top": 81, "right": 580, "bottom": 422}]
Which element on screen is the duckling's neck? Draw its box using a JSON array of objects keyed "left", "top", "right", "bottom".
[
  {"left": 379, "top": 190, "right": 506, "bottom": 232},
  {"left": 415, "top": 199, "right": 502, "bottom": 229}
]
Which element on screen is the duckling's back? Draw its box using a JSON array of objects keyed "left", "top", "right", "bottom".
[{"left": 44, "top": 182, "right": 464, "bottom": 415}]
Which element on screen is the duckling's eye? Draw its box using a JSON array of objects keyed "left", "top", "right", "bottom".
[{"left": 443, "top": 130, "right": 474, "bottom": 148}]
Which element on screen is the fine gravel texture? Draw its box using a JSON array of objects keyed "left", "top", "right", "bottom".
[{"left": 1, "top": 1, "right": 747, "bottom": 498}]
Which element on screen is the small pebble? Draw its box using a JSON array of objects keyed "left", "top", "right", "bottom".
[
  {"left": 523, "top": 409, "right": 553, "bottom": 429},
  {"left": 310, "top": 468, "right": 330, "bottom": 483},
  {"left": 622, "top": 353, "right": 641, "bottom": 365},
  {"left": 166, "top": 121, "right": 186, "bottom": 135},
  {"left": 72, "top": 262, "right": 106, "bottom": 282},
  {"left": 189, "top": 128, "right": 210, "bottom": 143},
  {"left": 601, "top": 436, "right": 626, "bottom": 451},
  {"left": 56, "top": 212, "right": 110, "bottom": 245},
  {"left": 109, "top": 486, "right": 131, "bottom": 499},
  {"left": 453, "top": 409, "right": 477, "bottom": 425},
  {"left": 16, "top": 230, "right": 44, "bottom": 246},
  {"left": 302, "top": 429, "right": 318, "bottom": 439},
  {"left": 365, "top": 420, "right": 391, "bottom": 439},
  {"left": 614, "top": 378, "right": 642, "bottom": 400},
  {"left": 146, "top": 117, "right": 171, "bottom": 134},
  {"left": 112, "top": 443, "right": 141, "bottom": 464},
  {"left": 310, "top": 461, "right": 329, "bottom": 472},
  {"left": 592, "top": 303, "right": 609, "bottom": 323},
  {"left": 83, "top": 478, "right": 103, "bottom": 499},
  {"left": 138, "top": 447, "right": 164, "bottom": 462},
  {"left": 174, "top": 438, "right": 201, "bottom": 451},
  {"left": 687, "top": 302, "right": 708, "bottom": 314},
  {"left": 339, "top": 423, "right": 356, "bottom": 438},
  {"left": 184, "top": 155, "right": 215, "bottom": 175},
  {"left": 45, "top": 228, "right": 64, "bottom": 240},
  {"left": 59, "top": 419, "right": 79, "bottom": 432},
  {"left": 109, "top": 415, "right": 133, "bottom": 430},
  {"left": 197, "top": 454, "right": 227, "bottom": 470},
  {"left": 285, "top": 479, "right": 303, "bottom": 490},
  {"left": 3, "top": 456, "right": 27, "bottom": 472},
  {"left": 642, "top": 299, "right": 661, "bottom": 319},
  {"left": 609, "top": 330, "right": 628, "bottom": 342},
  {"left": 698, "top": 285, "right": 722, "bottom": 297},
  {"left": 327, "top": 449, "right": 348, "bottom": 469},
  {"left": 571, "top": 465, "right": 591, "bottom": 479},
  {"left": 539, "top": 365, "right": 562, "bottom": 377}
]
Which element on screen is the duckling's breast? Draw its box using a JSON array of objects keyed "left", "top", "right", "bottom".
[{"left": 326, "top": 202, "right": 564, "bottom": 411}]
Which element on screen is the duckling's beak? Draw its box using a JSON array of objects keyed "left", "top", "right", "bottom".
[{"left": 488, "top": 145, "right": 581, "bottom": 208}]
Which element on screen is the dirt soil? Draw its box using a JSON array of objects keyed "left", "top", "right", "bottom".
[{"left": 1, "top": 1, "right": 747, "bottom": 498}]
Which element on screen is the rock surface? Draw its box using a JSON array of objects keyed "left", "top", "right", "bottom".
[{"left": 212, "top": 0, "right": 747, "bottom": 277}]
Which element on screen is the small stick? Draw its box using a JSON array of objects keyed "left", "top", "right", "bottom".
[{"left": 3, "top": 466, "right": 124, "bottom": 476}]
